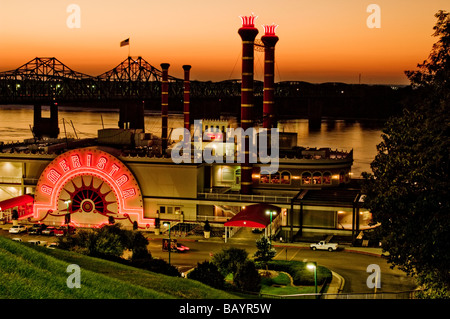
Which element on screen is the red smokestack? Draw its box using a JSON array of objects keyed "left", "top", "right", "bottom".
[
  {"left": 161, "top": 63, "right": 170, "bottom": 154},
  {"left": 183, "top": 65, "right": 191, "bottom": 150},
  {"left": 238, "top": 14, "right": 258, "bottom": 195},
  {"left": 262, "top": 24, "right": 279, "bottom": 129},
  {"left": 182, "top": 65, "right": 191, "bottom": 132}
]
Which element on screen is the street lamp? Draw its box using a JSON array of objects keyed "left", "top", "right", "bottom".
[
  {"left": 307, "top": 262, "right": 318, "bottom": 298},
  {"left": 64, "top": 200, "right": 71, "bottom": 228},
  {"left": 265, "top": 210, "right": 277, "bottom": 245},
  {"left": 163, "top": 222, "right": 171, "bottom": 265}
]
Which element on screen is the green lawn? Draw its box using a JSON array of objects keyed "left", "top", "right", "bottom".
[
  {"left": 260, "top": 271, "right": 316, "bottom": 296},
  {"left": 0, "top": 236, "right": 238, "bottom": 299}
]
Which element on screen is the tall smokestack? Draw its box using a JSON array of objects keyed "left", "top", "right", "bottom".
[
  {"left": 182, "top": 65, "right": 191, "bottom": 134},
  {"left": 160, "top": 63, "right": 170, "bottom": 154},
  {"left": 261, "top": 24, "right": 279, "bottom": 129},
  {"left": 238, "top": 14, "right": 258, "bottom": 195}
]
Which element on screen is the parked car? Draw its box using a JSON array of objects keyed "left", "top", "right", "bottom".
[
  {"left": 54, "top": 227, "right": 65, "bottom": 236},
  {"left": 252, "top": 228, "right": 264, "bottom": 233},
  {"left": 28, "top": 240, "right": 47, "bottom": 246},
  {"left": 42, "top": 226, "right": 57, "bottom": 236},
  {"left": 310, "top": 241, "right": 339, "bottom": 252},
  {"left": 28, "top": 223, "right": 47, "bottom": 235},
  {"left": 9, "top": 225, "right": 27, "bottom": 234},
  {"left": 54, "top": 225, "right": 76, "bottom": 236},
  {"left": 47, "top": 242, "right": 59, "bottom": 249},
  {"left": 12, "top": 237, "right": 23, "bottom": 242}
]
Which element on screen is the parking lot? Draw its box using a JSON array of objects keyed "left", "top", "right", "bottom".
[{"left": 0, "top": 224, "right": 61, "bottom": 247}]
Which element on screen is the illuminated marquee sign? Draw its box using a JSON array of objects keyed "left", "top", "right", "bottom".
[{"left": 34, "top": 148, "right": 151, "bottom": 228}]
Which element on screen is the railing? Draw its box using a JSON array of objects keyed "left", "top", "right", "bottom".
[
  {"left": 196, "top": 215, "right": 229, "bottom": 223},
  {"left": 259, "top": 290, "right": 420, "bottom": 299},
  {"left": 0, "top": 177, "right": 22, "bottom": 184},
  {"left": 198, "top": 192, "right": 292, "bottom": 204}
]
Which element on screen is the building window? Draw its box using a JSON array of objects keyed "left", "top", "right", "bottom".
[
  {"left": 340, "top": 171, "right": 345, "bottom": 183},
  {"left": 302, "top": 172, "right": 311, "bottom": 184},
  {"left": 271, "top": 172, "right": 280, "bottom": 184},
  {"left": 222, "top": 167, "right": 235, "bottom": 182},
  {"left": 260, "top": 173, "right": 270, "bottom": 184},
  {"left": 159, "top": 205, "right": 182, "bottom": 214},
  {"left": 313, "top": 172, "right": 322, "bottom": 184},
  {"left": 235, "top": 168, "right": 241, "bottom": 184},
  {"left": 259, "top": 171, "right": 291, "bottom": 185},
  {"left": 281, "top": 171, "right": 291, "bottom": 184},
  {"left": 323, "top": 172, "right": 331, "bottom": 184}
]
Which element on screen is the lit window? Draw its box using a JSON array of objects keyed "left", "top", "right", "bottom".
[
  {"left": 271, "top": 172, "right": 280, "bottom": 184},
  {"left": 260, "top": 174, "right": 270, "bottom": 184},
  {"left": 313, "top": 172, "right": 322, "bottom": 184},
  {"left": 302, "top": 172, "right": 311, "bottom": 184},
  {"left": 323, "top": 172, "right": 331, "bottom": 184},
  {"left": 281, "top": 171, "right": 291, "bottom": 184}
]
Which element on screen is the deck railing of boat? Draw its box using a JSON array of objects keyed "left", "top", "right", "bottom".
[{"left": 198, "top": 192, "right": 292, "bottom": 203}]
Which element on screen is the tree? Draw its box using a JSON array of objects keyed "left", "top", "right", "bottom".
[
  {"left": 362, "top": 10, "right": 450, "bottom": 297},
  {"left": 405, "top": 10, "right": 450, "bottom": 101},
  {"left": 211, "top": 247, "right": 248, "bottom": 277},
  {"left": 253, "top": 236, "right": 276, "bottom": 265},
  {"left": 130, "top": 231, "right": 151, "bottom": 261},
  {"left": 187, "top": 261, "right": 225, "bottom": 289}
]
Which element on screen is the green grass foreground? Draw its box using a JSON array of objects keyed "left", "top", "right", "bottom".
[{"left": 0, "top": 236, "right": 238, "bottom": 299}]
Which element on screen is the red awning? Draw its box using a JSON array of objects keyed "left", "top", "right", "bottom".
[
  {"left": 224, "top": 203, "right": 281, "bottom": 228},
  {"left": 0, "top": 194, "right": 34, "bottom": 211}
]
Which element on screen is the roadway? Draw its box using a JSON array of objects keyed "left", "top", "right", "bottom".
[{"left": 147, "top": 230, "right": 417, "bottom": 294}]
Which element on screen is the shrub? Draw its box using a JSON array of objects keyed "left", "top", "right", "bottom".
[
  {"left": 234, "top": 260, "right": 261, "bottom": 292},
  {"left": 56, "top": 224, "right": 181, "bottom": 277},
  {"left": 132, "top": 257, "right": 180, "bottom": 277},
  {"left": 187, "top": 261, "right": 225, "bottom": 289},
  {"left": 211, "top": 247, "right": 248, "bottom": 276}
]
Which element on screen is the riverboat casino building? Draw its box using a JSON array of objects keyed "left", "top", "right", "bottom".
[{"left": 0, "top": 16, "right": 371, "bottom": 242}]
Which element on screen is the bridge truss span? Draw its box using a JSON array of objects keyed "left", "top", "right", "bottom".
[{"left": 0, "top": 56, "right": 304, "bottom": 104}]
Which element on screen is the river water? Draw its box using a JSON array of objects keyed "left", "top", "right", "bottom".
[{"left": 0, "top": 105, "right": 385, "bottom": 177}]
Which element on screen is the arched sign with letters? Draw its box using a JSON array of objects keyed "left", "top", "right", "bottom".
[{"left": 33, "top": 147, "right": 152, "bottom": 228}]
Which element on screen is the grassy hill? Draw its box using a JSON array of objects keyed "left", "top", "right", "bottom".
[{"left": 0, "top": 236, "right": 238, "bottom": 299}]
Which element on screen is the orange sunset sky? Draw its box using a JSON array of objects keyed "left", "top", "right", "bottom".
[{"left": 0, "top": 0, "right": 448, "bottom": 84}]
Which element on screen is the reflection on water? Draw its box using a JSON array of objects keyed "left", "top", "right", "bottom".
[
  {"left": 279, "top": 119, "right": 384, "bottom": 176},
  {"left": 0, "top": 105, "right": 384, "bottom": 177}
]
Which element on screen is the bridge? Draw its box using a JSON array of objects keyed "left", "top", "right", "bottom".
[
  {"left": 0, "top": 56, "right": 309, "bottom": 104},
  {"left": 0, "top": 57, "right": 403, "bottom": 121}
]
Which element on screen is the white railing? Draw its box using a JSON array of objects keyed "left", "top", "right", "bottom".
[
  {"left": 0, "top": 177, "right": 22, "bottom": 184},
  {"left": 196, "top": 215, "right": 229, "bottom": 223},
  {"left": 198, "top": 192, "right": 292, "bottom": 204}
]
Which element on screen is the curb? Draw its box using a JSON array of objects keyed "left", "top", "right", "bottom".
[
  {"left": 328, "top": 271, "right": 345, "bottom": 295},
  {"left": 343, "top": 249, "right": 384, "bottom": 258}
]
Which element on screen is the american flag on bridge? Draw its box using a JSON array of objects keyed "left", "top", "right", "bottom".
[{"left": 120, "top": 38, "right": 129, "bottom": 47}]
